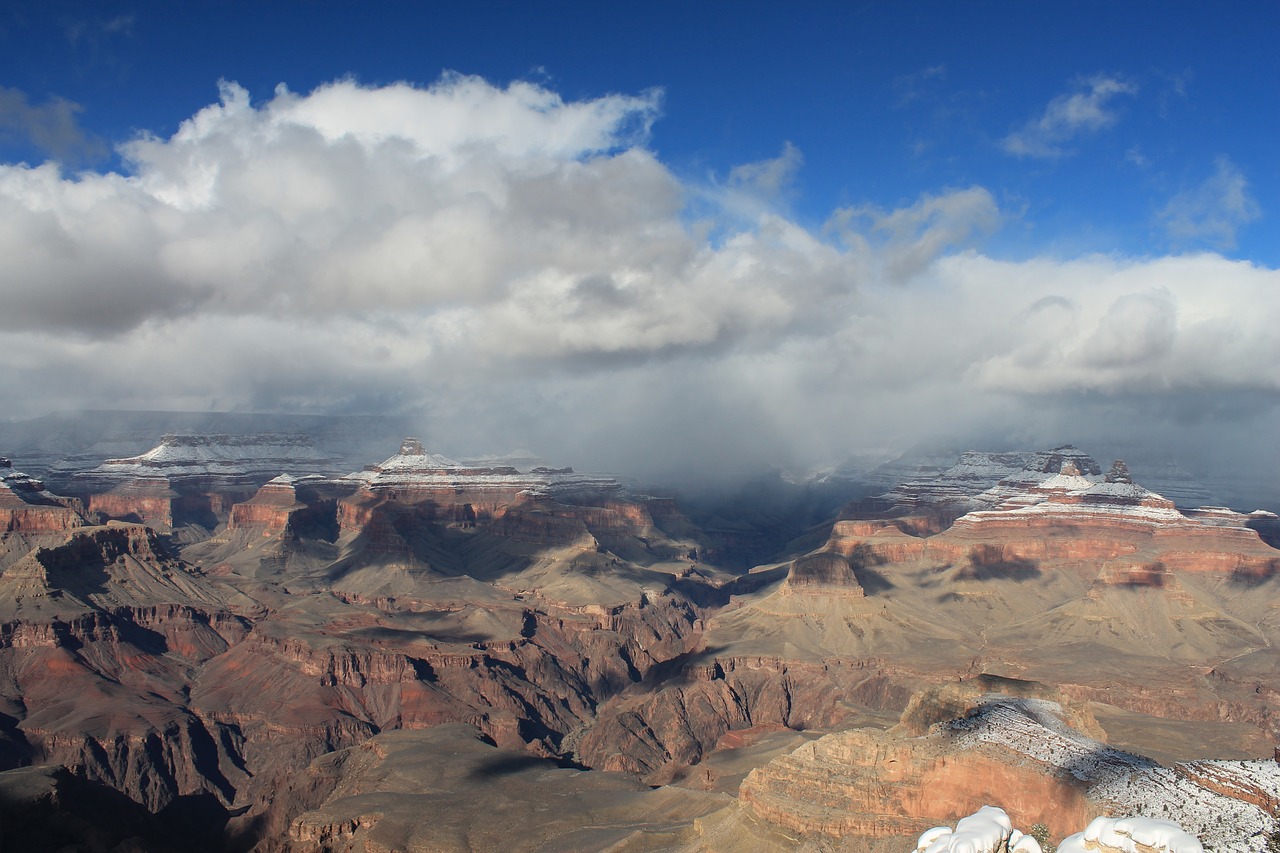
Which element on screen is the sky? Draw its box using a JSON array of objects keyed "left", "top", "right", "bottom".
[{"left": 1, "top": 1, "right": 1278, "bottom": 485}]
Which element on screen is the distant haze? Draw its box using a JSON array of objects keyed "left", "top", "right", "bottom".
[{"left": 0, "top": 78, "right": 1277, "bottom": 496}]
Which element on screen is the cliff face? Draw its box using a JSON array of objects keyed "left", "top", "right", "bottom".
[
  {"left": 820, "top": 451, "right": 1280, "bottom": 579},
  {"left": 228, "top": 475, "right": 350, "bottom": 540},
  {"left": 576, "top": 656, "right": 912, "bottom": 784},
  {"left": 0, "top": 459, "right": 86, "bottom": 533},
  {"left": 735, "top": 697, "right": 1276, "bottom": 850},
  {"left": 739, "top": 727, "right": 1091, "bottom": 839},
  {"left": 69, "top": 434, "right": 341, "bottom": 531},
  {"left": 0, "top": 504, "right": 716, "bottom": 844}
]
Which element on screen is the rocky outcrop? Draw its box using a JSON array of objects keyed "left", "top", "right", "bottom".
[
  {"left": 824, "top": 447, "right": 1280, "bottom": 578},
  {"left": 0, "top": 458, "right": 85, "bottom": 533},
  {"left": 278, "top": 725, "right": 728, "bottom": 853},
  {"left": 228, "top": 474, "right": 351, "bottom": 540},
  {"left": 1058, "top": 816, "right": 1205, "bottom": 853},
  {"left": 340, "top": 438, "right": 625, "bottom": 519},
  {"left": 0, "top": 763, "right": 225, "bottom": 853},
  {"left": 740, "top": 726, "right": 1090, "bottom": 840},
  {"left": 576, "top": 656, "right": 912, "bottom": 784},
  {"left": 1173, "top": 760, "right": 1280, "bottom": 817},
  {"left": 785, "top": 551, "right": 866, "bottom": 594},
  {"left": 86, "top": 476, "right": 177, "bottom": 528},
  {"left": 881, "top": 446, "right": 1104, "bottom": 513},
  {"left": 912, "top": 807, "right": 1046, "bottom": 853},
  {"left": 738, "top": 698, "right": 1272, "bottom": 851},
  {"left": 69, "top": 434, "right": 341, "bottom": 530}
]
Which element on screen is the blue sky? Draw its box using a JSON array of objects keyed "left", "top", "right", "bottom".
[
  {"left": 1, "top": 1, "right": 1278, "bottom": 481},
  {"left": 4, "top": 1, "right": 1275, "bottom": 260}
]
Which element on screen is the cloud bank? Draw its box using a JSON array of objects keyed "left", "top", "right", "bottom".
[{"left": 0, "top": 75, "right": 1277, "bottom": 482}]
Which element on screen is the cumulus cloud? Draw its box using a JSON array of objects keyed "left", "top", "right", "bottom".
[
  {"left": 0, "top": 74, "right": 1277, "bottom": 485},
  {"left": 1002, "top": 75, "right": 1137, "bottom": 158},
  {"left": 1158, "top": 156, "right": 1261, "bottom": 249}
]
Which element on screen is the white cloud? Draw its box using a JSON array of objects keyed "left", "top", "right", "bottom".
[
  {"left": 1002, "top": 75, "right": 1137, "bottom": 158},
  {"left": 0, "top": 75, "right": 1277, "bottom": 481},
  {"left": 1158, "top": 156, "right": 1261, "bottom": 249},
  {"left": 952, "top": 253, "right": 1280, "bottom": 395}
]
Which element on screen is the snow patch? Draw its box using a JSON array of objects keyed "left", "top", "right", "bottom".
[{"left": 1058, "top": 816, "right": 1203, "bottom": 853}]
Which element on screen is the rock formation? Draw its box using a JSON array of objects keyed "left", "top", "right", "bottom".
[
  {"left": 737, "top": 697, "right": 1269, "bottom": 851},
  {"left": 0, "top": 457, "right": 85, "bottom": 533},
  {"left": 66, "top": 434, "right": 341, "bottom": 530}
]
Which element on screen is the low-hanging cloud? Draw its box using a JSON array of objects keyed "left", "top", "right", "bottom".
[{"left": 0, "top": 74, "right": 1277, "bottom": 483}]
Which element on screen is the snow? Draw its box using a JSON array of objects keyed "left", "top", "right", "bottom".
[
  {"left": 0, "top": 463, "right": 65, "bottom": 505},
  {"left": 1058, "top": 817, "right": 1203, "bottom": 853},
  {"left": 913, "top": 806, "right": 1039, "bottom": 853},
  {"left": 869, "top": 445, "right": 1253, "bottom": 541},
  {"left": 78, "top": 434, "right": 340, "bottom": 483},
  {"left": 344, "top": 444, "right": 626, "bottom": 499},
  {"left": 373, "top": 450, "right": 463, "bottom": 470},
  {"left": 943, "top": 699, "right": 1276, "bottom": 852},
  {"left": 1036, "top": 472, "right": 1097, "bottom": 491}
]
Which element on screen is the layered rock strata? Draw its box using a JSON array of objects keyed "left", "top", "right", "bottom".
[
  {"left": 740, "top": 698, "right": 1274, "bottom": 851},
  {"left": 0, "top": 457, "right": 85, "bottom": 533},
  {"left": 67, "top": 434, "right": 341, "bottom": 530}
]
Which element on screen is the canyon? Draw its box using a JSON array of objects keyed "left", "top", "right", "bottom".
[{"left": 0, "top": 432, "right": 1276, "bottom": 850}]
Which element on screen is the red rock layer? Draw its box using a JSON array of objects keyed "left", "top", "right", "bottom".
[
  {"left": 0, "top": 469, "right": 86, "bottom": 533},
  {"left": 229, "top": 480, "right": 305, "bottom": 535},
  {"left": 87, "top": 478, "right": 176, "bottom": 529},
  {"left": 0, "top": 503, "right": 85, "bottom": 533},
  {"left": 1175, "top": 761, "right": 1280, "bottom": 816},
  {"left": 738, "top": 728, "right": 1092, "bottom": 839}
]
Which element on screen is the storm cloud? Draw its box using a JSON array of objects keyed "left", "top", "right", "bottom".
[{"left": 0, "top": 75, "right": 1276, "bottom": 481}]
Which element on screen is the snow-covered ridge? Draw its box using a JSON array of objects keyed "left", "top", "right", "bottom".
[
  {"left": 945, "top": 699, "right": 1276, "bottom": 851},
  {"left": 871, "top": 447, "right": 1269, "bottom": 536},
  {"left": 72, "top": 433, "right": 341, "bottom": 487},
  {"left": 1, "top": 458, "right": 70, "bottom": 507},
  {"left": 346, "top": 438, "right": 625, "bottom": 498},
  {"left": 883, "top": 446, "right": 1106, "bottom": 511}
]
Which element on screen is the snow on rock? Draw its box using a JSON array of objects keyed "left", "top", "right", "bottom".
[
  {"left": 347, "top": 437, "right": 625, "bottom": 499},
  {"left": 912, "top": 806, "right": 1041, "bottom": 853},
  {"left": 877, "top": 445, "right": 1147, "bottom": 515},
  {"left": 0, "top": 457, "right": 87, "bottom": 531},
  {"left": 71, "top": 433, "right": 341, "bottom": 489},
  {"left": 1057, "top": 817, "right": 1203, "bottom": 853},
  {"left": 944, "top": 699, "right": 1276, "bottom": 852},
  {"left": 870, "top": 445, "right": 1257, "bottom": 541}
]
